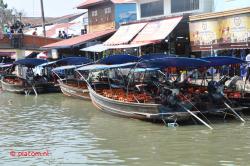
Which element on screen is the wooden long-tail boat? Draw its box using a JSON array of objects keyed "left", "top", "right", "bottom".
[
  {"left": 87, "top": 83, "right": 199, "bottom": 123},
  {"left": 1, "top": 58, "right": 60, "bottom": 95},
  {"left": 57, "top": 79, "right": 90, "bottom": 100},
  {"left": 54, "top": 55, "right": 140, "bottom": 100},
  {"left": 0, "top": 63, "right": 13, "bottom": 89},
  {"left": 77, "top": 58, "right": 218, "bottom": 129},
  {"left": 1, "top": 74, "right": 58, "bottom": 94},
  {"left": 171, "top": 56, "right": 248, "bottom": 120},
  {"left": 37, "top": 57, "right": 93, "bottom": 98},
  {"left": 47, "top": 57, "right": 92, "bottom": 100}
]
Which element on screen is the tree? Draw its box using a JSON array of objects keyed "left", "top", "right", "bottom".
[
  {"left": 0, "top": 0, "right": 8, "bottom": 9},
  {"left": 0, "top": 0, "right": 12, "bottom": 28},
  {"left": 0, "top": 0, "right": 25, "bottom": 29}
]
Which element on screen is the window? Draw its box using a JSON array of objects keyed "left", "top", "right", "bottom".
[
  {"left": 104, "top": 7, "right": 111, "bottom": 14},
  {"left": 171, "top": 0, "right": 199, "bottom": 13},
  {"left": 140, "top": 0, "right": 164, "bottom": 18},
  {"left": 92, "top": 10, "right": 98, "bottom": 17}
]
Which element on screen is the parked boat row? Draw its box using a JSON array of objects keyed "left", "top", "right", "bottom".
[
  {"left": 1, "top": 55, "right": 249, "bottom": 129},
  {"left": 0, "top": 59, "right": 60, "bottom": 95}
]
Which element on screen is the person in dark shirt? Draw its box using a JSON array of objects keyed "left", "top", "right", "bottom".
[
  {"left": 62, "top": 31, "right": 68, "bottom": 39},
  {"left": 58, "top": 31, "right": 63, "bottom": 38}
]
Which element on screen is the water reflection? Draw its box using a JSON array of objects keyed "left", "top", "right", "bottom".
[{"left": 0, "top": 93, "right": 250, "bottom": 165}]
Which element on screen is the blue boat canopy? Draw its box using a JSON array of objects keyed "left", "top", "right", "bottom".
[
  {"left": 14, "top": 58, "right": 48, "bottom": 67},
  {"left": 38, "top": 61, "right": 57, "bottom": 67},
  {"left": 133, "top": 68, "right": 160, "bottom": 72},
  {"left": 140, "top": 53, "right": 176, "bottom": 61},
  {"left": 0, "top": 63, "right": 13, "bottom": 68},
  {"left": 52, "top": 65, "right": 82, "bottom": 72},
  {"left": 98, "top": 54, "right": 139, "bottom": 65},
  {"left": 139, "top": 57, "right": 210, "bottom": 68},
  {"left": 201, "top": 56, "right": 246, "bottom": 67},
  {"left": 76, "top": 62, "right": 136, "bottom": 71},
  {"left": 56, "top": 57, "right": 91, "bottom": 66}
]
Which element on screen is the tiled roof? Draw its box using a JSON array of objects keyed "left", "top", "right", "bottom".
[
  {"left": 77, "top": 0, "right": 134, "bottom": 9},
  {"left": 22, "top": 13, "right": 85, "bottom": 27},
  {"left": 22, "top": 17, "right": 57, "bottom": 26},
  {"left": 42, "top": 29, "right": 116, "bottom": 49},
  {"left": 46, "top": 23, "right": 76, "bottom": 37}
]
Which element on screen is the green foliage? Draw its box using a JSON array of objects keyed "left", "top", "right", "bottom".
[
  {"left": 0, "top": 0, "right": 8, "bottom": 9},
  {"left": 0, "top": 0, "right": 17, "bottom": 28},
  {"left": 0, "top": 0, "right": 25, "bottom": 30}
]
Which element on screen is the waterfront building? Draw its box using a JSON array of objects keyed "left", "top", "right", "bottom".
[
  {"left": 213, "top": 0, "right": 250, "bottom": 12},
  {"left": 136, "top": 0, "right": 213, "bottom": 20},
  {"left": 100, "top": 0, "right": 213, "bottom": 56},
  {"left": 42, "top": 0, "right": 137, "bottom": 59},
  {"left": 42, "top": 29, "right": 115, "bottom": 60},
  {"left": 0, "top": 34, "right": 60, "bottom": 61},
  {"left": 76, "top": 0, "right": 137, "bottom": 33},
  {"left": 189, "top": 5, "right": 250, "bottom": 58}
]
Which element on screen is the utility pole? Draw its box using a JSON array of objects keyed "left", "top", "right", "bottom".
[{"left": 40, "top": 0, "right": 46, "bottom": 37}]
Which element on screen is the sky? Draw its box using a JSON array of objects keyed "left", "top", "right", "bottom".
[{"left": 4, "top": 0, "right": 85, "bottom": 17}]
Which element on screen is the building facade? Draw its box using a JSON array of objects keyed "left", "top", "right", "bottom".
[
  {"left": 116, "top": 0, "right": 213, "bottom": 56},
  {"left": 136, "top": 0, "right": 213, "bottom": 20},
  {"left": 189, "top": 5, "right": 250, "bottom": 57},
  {"left": 213, "top": 0, "right": 250, "bottom": 12},
  {"left": 77, "top": 0, "right": 136, "bottom": 33}
]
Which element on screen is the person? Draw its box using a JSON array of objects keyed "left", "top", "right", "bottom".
[
  {"left": 245, "top": 53, "right": 250, "bottom": 82},
  {"left": 10, "top": 25, "right": 14, "bottom": 33},
  {"left": 62, "top": 31, "right": 68, "bottom": 39},
  {"left": 32, "top": 28, "right": 38, "bottom": 36},
  {"left": 222, "top": 27, "right": 230, "bottom": 43},
  {"left": 3, "top": 24, "right": 12, "bottom": 39},
  {"left": 58, "top": 31, "right": 63, "bottom": 38},
  {"left": 17, "top": 28, "right": 23, "bottom": 34},
  {"left": 3, "top": 24, "right": 9, "bottom": 33}
]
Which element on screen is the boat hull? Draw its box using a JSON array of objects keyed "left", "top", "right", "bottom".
[
  {"left": 88, "top": 85, "right": 193, "bottom": 123},
  {"left": 1, "top": 76, "right": 60, "bottom": 94},
  {"left": 58, "top": 79, "right": 90, "bottom": 100}
]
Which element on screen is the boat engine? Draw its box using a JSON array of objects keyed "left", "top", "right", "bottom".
[
  {"left": 207, "top": 81, "right": 225, "bottom": 104},
  {"left": 160, "top": 87, "right": 180, "bottom": 107}
]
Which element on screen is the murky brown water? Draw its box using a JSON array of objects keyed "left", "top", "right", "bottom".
[{"left": 0, "top": 92, "right": 250, "bottom": 165}]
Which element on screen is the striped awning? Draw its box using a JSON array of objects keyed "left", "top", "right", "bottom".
[{"left": 104, "top": 23, "right": 147, "bottom": 45}]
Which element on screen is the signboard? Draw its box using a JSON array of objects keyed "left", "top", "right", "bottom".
[
  {"left": 219, "top": 14, "right": 250, "bottom": 43},
  {"left": 190, "top": 13, "right": 250, "bottom": 51},
  {"left": 190, "top": 20, "right": 219, "bottom": 46}
]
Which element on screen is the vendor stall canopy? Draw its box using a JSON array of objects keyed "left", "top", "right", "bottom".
[{"left": 14, "top": 58, "right": 48, "bottom": 67}]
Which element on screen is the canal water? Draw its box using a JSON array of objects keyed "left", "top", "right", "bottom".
[{"left": 0, "top": 92, "right": 250, "bottom": 166}]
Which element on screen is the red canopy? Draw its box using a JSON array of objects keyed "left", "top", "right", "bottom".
[
  {"left": 132, "top": 16, "right": 183, "bottom": 44},
  {"left": 104, "top": 23, "right": 147, "bottom": 45},
  {"left": 42, "top": 29, "right": 115, "bottom": 49}
]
